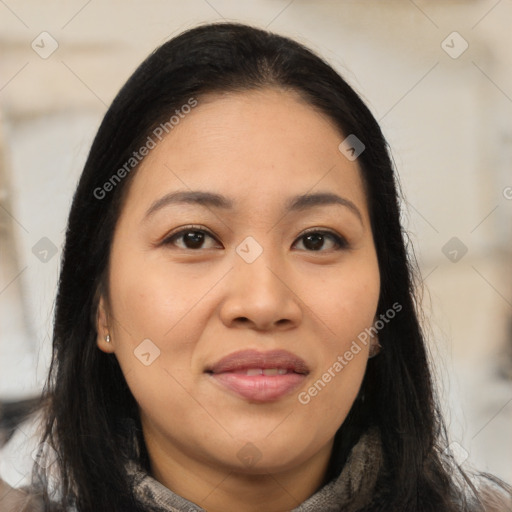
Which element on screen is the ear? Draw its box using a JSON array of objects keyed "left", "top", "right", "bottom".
[
  {"left": 368, "top": 336, "right": 382, "bottom": 359},
  {"left": 96, "top": 295, "right": 115, "bottom": 353}
]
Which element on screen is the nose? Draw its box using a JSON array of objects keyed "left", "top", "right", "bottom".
[{"left": 218, "top": 250, "right": 303, "bottom": 332}]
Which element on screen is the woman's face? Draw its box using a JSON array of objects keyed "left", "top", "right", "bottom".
[{"left": 97, "top": 88, "right": 380, "bottom": 476}]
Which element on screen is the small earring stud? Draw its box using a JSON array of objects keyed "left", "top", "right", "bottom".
[{"left": 105, "top": 334, "right": 111, "bottom": 343}]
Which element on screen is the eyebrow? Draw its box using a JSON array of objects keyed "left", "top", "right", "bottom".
[{"left": 144, "top": 190, "right": 363, "bottom": 223}]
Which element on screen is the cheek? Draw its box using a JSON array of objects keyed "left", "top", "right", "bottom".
[
  {"left": 303, "top": 261, "right": 379, "bottom": 387},
  {"left": 107, "top": 265, "right": 211, "bottom": 429},
  {"left": 109, "top": 249, "right": 216, "bottom": 341},
  {"left": 290, "top": 256, "right": 379, "bottom": 415},
  {"left": 105, "top": 251, "right": 199, "bottom": 381},
  {"left": 308, "top": 258, "right": 380, "bottom": 347}
]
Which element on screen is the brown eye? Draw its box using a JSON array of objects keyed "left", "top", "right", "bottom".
[
  {"left": 293, "top": 230, "right": 347, "bottom": 252},
  {"left": 163, "top": 227, "right": 221, "bottom": 250}
]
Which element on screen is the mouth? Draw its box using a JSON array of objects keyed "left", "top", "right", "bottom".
[{"left": 205, "top": 349, "right": 309, "bottom": 402}]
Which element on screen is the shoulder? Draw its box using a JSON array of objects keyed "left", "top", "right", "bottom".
[
  {"left": 0, "top": 477, "right": 78, "bottom": 512},
  {"left": 471, "top": 475, "right": 512, "bottom": 512},
  {"left": 0, "top": 477, "right": 45, "bottom": 512}
]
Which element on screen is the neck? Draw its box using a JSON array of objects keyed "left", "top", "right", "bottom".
[{"left": 143, "top": 427, "right": 334, "bottom": 512}]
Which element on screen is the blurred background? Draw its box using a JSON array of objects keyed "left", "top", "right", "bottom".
[{"left": 1, "top": 0, "right": 511, "bottom": 491}]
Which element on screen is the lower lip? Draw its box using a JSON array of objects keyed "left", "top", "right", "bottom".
[{"left": 209, "top": 372, "right": 306, "bottom": 402}]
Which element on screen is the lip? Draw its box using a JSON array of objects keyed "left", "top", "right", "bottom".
[{"left": 205, "top": 349, "right": 309, "bottom": 402}]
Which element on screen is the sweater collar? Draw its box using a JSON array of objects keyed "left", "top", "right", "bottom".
[{"left": 127, "top": 427, "right": 382, "bottom": 512}]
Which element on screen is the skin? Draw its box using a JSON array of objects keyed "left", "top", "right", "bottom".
[{"left": 96, "top": 88, "right": 381, "bottom": 512}]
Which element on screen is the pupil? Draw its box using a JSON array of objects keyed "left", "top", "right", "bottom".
[
  {"left": 185, "top": 231, "right": 204, "bottom": 248},
  {"left": 305, "top": 233, "right": 323, "bottom": 251}
]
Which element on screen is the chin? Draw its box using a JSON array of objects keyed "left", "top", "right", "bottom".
[{"left": 223, "top": 432, "right": 319, "bottom": 474}]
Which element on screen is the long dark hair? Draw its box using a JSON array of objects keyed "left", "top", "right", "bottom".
[{"left": 33, "top": 22, "right": 510, "bottom": 511}]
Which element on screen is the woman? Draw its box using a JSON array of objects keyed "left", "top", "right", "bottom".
[{"left": 5, "top": 21, "right": 511, "bottom": 511}]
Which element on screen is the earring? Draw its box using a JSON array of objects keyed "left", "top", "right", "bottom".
[
  {"left": 105, "top": 334, "right": 111, "bottom": 343},
  {"left": 368, "top": 341, "right": 382, "bottom": 359}
]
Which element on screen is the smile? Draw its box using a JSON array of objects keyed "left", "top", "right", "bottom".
[{"left": 205, "top": 349, "right": 309, "bottom": 402}]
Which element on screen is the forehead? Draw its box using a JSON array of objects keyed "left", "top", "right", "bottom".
[{"left": 121, "top": 88, "right": 369, "bottom": 218}]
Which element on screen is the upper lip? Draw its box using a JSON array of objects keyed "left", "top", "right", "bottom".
[{"left": 206, "top": 349, "right": 310, "bottom": 375}]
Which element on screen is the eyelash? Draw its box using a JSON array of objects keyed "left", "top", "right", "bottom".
[{"left": 161, "top": 225, "right": 348, "bottom": 252}]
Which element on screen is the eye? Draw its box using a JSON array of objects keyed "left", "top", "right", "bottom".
[
  {"left": 293, "top": 229, "right": 348, "bottom": 252},
  {"left": 162, "top": 226, "right": 221, "bottom": 250},
  {"left": 161, "top": 227, "right": 347, "bottom": 252}
]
